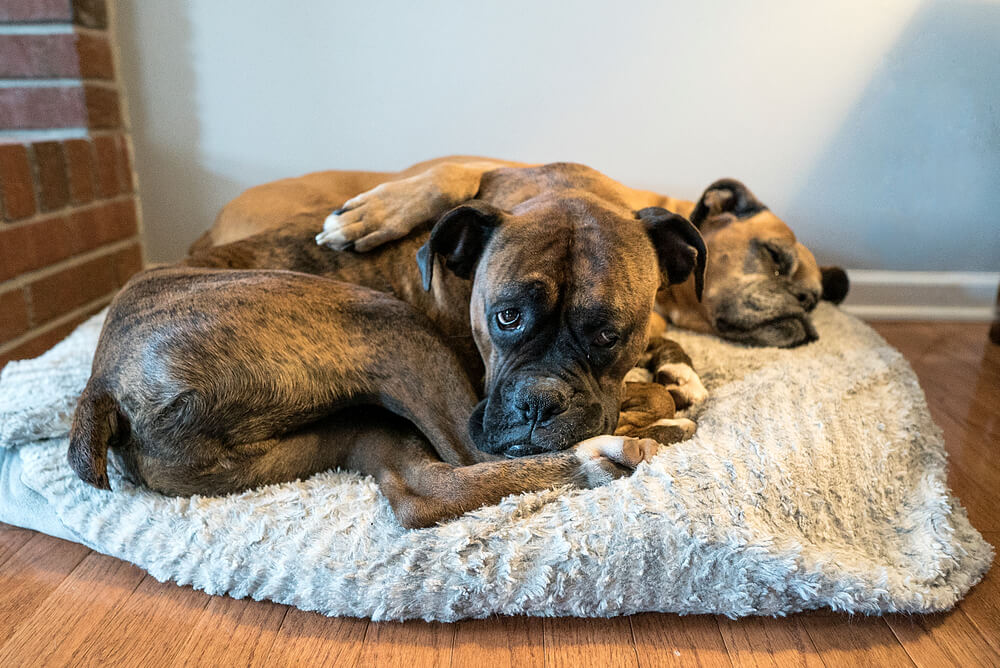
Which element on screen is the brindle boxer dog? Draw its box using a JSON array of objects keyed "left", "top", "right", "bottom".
[
  {"left": 199, "top": 156, "right": 848, "bottom": 348},
  {"left": 69, "top": 163, "right": 706, "bottom": 528}
]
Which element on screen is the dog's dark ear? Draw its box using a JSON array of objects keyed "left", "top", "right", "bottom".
[
  {"left": 637, "top": 207, "right": 707, "bottom": 301},
  {"left": 689, "top": 178, "right": 767, "bottom": 228},
  {"left": 416, "top": 200, "right": 505, "bottom": 291},
  {"left": 820, "top": 266, "right": 849, "bottom": 304}
]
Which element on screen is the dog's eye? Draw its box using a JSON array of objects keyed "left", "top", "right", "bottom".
[
  {"left": 496, "top": 308, "right": 522, "bottom": 330},
  {"left": 593, "top": 329, "right": 619, "bottom": 347},
  {"left": 763, "top": 244, "right": 792, "bottom": 276}
]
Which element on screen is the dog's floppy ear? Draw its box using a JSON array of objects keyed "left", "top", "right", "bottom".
[
  {"left": 416, "top": 200, "right": 505, "bottom": 291},
  {"left": 689, "top": 178, "right": 767, "bottom": 228},
  {"left": 820, "top": 266, "right": 849, "bottom": 304},
  {"left": 637, "top": 207, "right": 707, "bottom": 301}
]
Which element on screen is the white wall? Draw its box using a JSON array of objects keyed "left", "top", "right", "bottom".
[{"left": 117, "top": 1, "right": 999, "bottom": 283}]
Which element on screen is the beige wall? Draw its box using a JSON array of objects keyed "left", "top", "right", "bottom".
[{"left": 118, "top": 0, "right": 999, "bottom": 276}]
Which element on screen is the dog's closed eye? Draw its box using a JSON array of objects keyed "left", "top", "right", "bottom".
[{"left": 760, "top": 242, "right": 795, "bottom": 276}]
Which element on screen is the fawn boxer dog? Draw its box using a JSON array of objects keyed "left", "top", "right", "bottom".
[
  {"left": 200, "top": 156, "right": 849, "bottom": 348},
  {"left": 69, "top": 162, "right": 706, "bottom": 528}
]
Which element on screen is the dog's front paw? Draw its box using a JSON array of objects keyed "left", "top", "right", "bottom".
[
  {"left": 573, "top": 434, "right": 659, "bottom": 487},
  {"left": 655, "top": 362, "right": 708, "bottom": 410},
  {"left": 315, "top": 182, "right": 420, "bottom": 252}
]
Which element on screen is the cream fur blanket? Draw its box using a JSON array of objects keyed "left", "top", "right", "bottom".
[{"left": 0, "top": 304, "right": 991, "bottom": 620}]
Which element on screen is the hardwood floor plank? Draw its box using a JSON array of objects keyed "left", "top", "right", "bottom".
[
  {"left": 0, "top": 551, "right": 145, "bottom": 666},
  {"left": 357, "top": 620, "right": 455, "bottom": 668},
  {"left": 943, "top": 481, "right": 998, "bottom": 535},
  {"left": 799, "top": 616, "right": 914, "bottom": 667},
  {"left": 716, "top": 615, "right": 822, "bottom": 667},
  {"left": 885, "top": 611, "right": 1000, "bottom": 668},
  {"left": 630, "top": 613, "right": 731, "bottom": 667},
  {"left": 0, "top": 533, "right": 91, "bottom": 646},
  {"left": 542, "top": 616, "right": 639, "bottom": 668},
  {"left": 266, "top": 608, "right": 369, "bottom": 667},
  {"left": 0, "top": 523, "right": 34, "bottom": 569},
  {"left": 872, "top": 322, "right": 1000, "bottom": 532},
  {"left": 922, "top": 392, "right": 1000, "bottom": 532},
  {"left": 869, "top": 322, "right": 941, "bottom": 361},
  {"left": 956, "top": 532, "right": 1000, "bottom": 655},
  {"left": 450, "top": 616, "right": 544, "bottom": 668},
  {"left": 169, "top": 595, "right": 288, "bottom": 668},
  {"left": 67, "top": 574, "right": 212, "bottom": 666}
]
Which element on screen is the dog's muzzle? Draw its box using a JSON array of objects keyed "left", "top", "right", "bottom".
[{"left": 469, "top": 375, "right": 607, "bottom": 457}]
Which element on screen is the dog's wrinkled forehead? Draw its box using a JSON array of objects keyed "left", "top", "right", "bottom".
[
  {"left": 733, "top": 211, "right": 798, "bottom": 246},
  {"left": 477, "top": 192, "right": 659, "bottom": 313}
]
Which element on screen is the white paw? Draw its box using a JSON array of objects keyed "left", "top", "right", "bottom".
[
  {"left": 315, "top": 182, "right": 413, "bottom": 252},
  {"left": 315, "top": 209, "right": 354, "bottom": 248},
  {"left": 574, "top": 434, "right": 659, "bottom": 487},
  {"left": 655, "top": 363, "right": 708, "bottom": 409}
]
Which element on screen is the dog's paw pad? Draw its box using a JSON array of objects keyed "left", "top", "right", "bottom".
[{"left": 655, "top": 363, "right": 708, "bottom": 410}]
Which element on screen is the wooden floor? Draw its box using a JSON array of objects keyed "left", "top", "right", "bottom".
[{"left": 0, "top": 321, "right": 997, "bottom": 667}]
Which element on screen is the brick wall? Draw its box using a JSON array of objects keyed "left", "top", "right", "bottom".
[{"left": 0, "top": 0, "right": 143, "bottom": 367}]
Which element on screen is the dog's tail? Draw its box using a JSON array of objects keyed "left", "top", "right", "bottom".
[{"left": 68, "top": 380, "right": 122, "bottom": 490}]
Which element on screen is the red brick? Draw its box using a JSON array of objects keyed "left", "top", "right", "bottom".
[
  {"left": 70, "top": 206, "right": 105, "bottom": 251},
  {"left": 27, "top": 251, "right": 118, "bottom": 325},
  {"left": 33, "top": 141, "right": 70, "bottom": 211},
  {"left": 0, "top": 87, "right": 87, "bottom": 130},
  {"left": 30, "top": 215, "right": 83, "bottom": 266},
  {"left": 92, "top": 134, "right": 118, "bottom": 197},
  {"left": 116, "top": 135, "right": 132, "bottom": 192},
  {"left": 112, "top": 242, "right": 144, "bottom": 285},
  {"left": 87, "top": 199, "right": 137, "bottom": 247},
  {"left": 0, "top": 289, "right": 30, "bottom": 344},
  {"left": 74, "top": 32, "right": 113, "bottom": 79},
  {"left": 0, "top": 144, "right": 37, "bottom": 220},
  {"left": 65, "top": 206, "right": 97, "bottom": 252},
  {"left": 0, "top": 34, "right": 79, "bottom": 78},
  {"left": 66, "top": 201, "right": 136, "bottom": 252},
  {"left": 110, "top": 199, "right": 138, "bottom": 242},
  {"left": 83, "top": 84, "right": 119, "bottom": 129},
  {"left": 63, "top": 138, "right": 95, "bottom": 203},
  {"left": 72, "top": 0, "right": 106, "bottom": 29},
  {"left": 0, "top": 226, "right": 31, "bottom": 280},
  {"left": 0, "top": 0, "right": 73, "bottom": 23},
  {"left": 0, "top": 307, "right": 102, "bottom": 368},
  {"left": 0, "top": 215, "right": 84, "bottom": 280}
]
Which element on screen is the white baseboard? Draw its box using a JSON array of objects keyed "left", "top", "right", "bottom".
[{"left": 841, "top": 270, "right": 999, "bottom": 321}]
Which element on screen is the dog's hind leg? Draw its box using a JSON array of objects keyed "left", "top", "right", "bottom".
[{"left": 71, "top": 267, "right": 488, "bottom": 492}]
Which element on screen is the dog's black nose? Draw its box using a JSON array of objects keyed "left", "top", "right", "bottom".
[
  {"left": 514, "top": 379, "right": 568, "bottom": 425},
  {"left": 795, "top": 289, "right": 819, "bottom": 312}
]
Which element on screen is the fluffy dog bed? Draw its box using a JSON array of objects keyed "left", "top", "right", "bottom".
[{"left": 0, "top": 304, "right": 991, "bottom": 621}]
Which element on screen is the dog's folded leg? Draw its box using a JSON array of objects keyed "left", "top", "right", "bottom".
[
  {"left": 317, "top": 161, "right": 498, "bottom": 251},
  {"left": 614, "top": 381, "right": 696, "bottom": 445},
  {"left": 345, "top": 425, "right": 660, "bottom": 529},
  {"left": 638, "top": 336, "right": 708, "bottom": 411},
  {"left": 614, "top": 323, "right": 703, "bottom": 444},
  {"left": 365, "top": 318, "right": 486, "bottom": 467}
]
